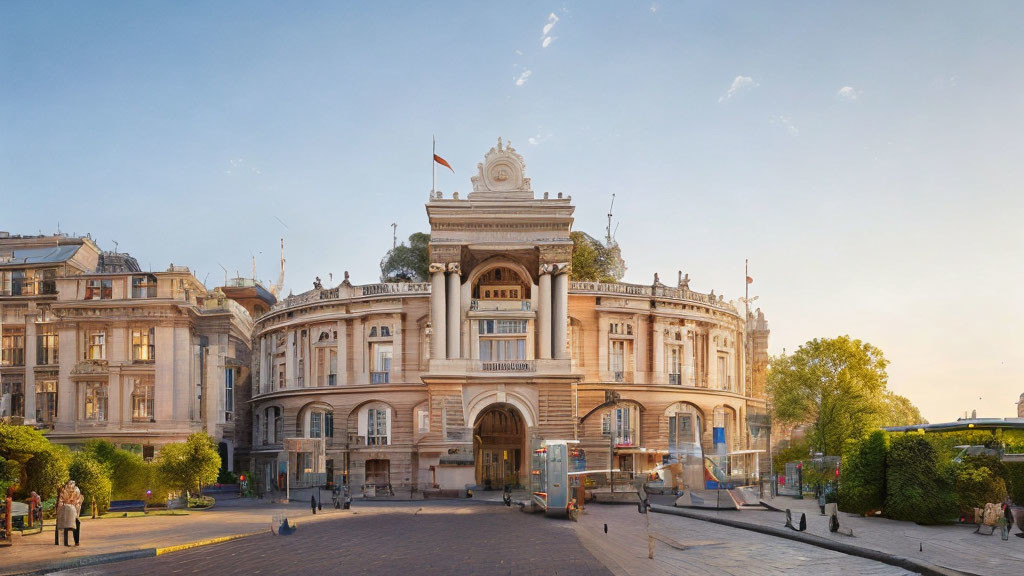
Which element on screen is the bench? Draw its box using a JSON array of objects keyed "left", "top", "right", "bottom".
[{"left": 108, "top": 500, "right": 147, "bottom": 513}]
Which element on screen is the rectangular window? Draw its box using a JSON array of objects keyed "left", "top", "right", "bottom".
[
  {"left": 37, "top": 327, "right": 59, "bottom": 365},
  {"left": 609, "top": 340, "right": 625, "bottom": 380},
  {"left": 601, "top": 407, "right": 636, "bottom": 446},
  {"left": 417, "top": 409, "right": 429, "bottom": 433},
  {"left": 310, "top": 412, "right": 322, "bottom": 438},
  {"left": 87, "top": 332, "right": 106, "bottom": 360},
  {"left": 35, "top": 380, "right": 58, "bottom": 424},
  {"left": 478, "top": 320, "right": 527, "bottom": 334},
  {"left": 325, "top": 411, "right": 334, "bottom": 438},
  {"left": 2, "top": 380, "right": 24, "bottom": 417},
  {"left": 132, "top": 328, "right": 155, "bottom": 362},
  {"left": 1, "top": 330, "right": 25, "bottom": 367},
  {"left": 371, "top": 344, "right": 392, "bottom": 384},
  {"left": 84, "top": 381, "right": 108, "bottom": 422},
  {"left": 717, "top": 355, "right": 728, "bottom": 390},
  {"left": 224, "top": 368, "right": 234, "bottom": 416},
  {"left": 131, "top": 275, "right": 157, "bottom": 298},
  {"left": 367, "top": 408, "right": 389, "bottom": 446},
  {"left": 85, "top": 279, "right": 113, "bottom": 300},
  {"left": 130, "top": 377, "right": 154, "bottom": 421},
  {"left": 0, "top": 271, "right": 11, "bottom": 296}
]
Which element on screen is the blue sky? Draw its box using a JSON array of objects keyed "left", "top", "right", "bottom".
[{"left": 3, "top": 2, "right": 1023, "bottom": 421}]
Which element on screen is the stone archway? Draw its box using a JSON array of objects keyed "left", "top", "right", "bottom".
[{"left": 473, "top": 403, "right": 526, "bottom": 490}]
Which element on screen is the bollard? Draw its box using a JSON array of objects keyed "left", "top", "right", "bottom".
[{"left": 798, "top": 513, "right": 806, "bottom": 532}]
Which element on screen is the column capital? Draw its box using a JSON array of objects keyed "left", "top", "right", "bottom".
[
  {"left": 446, "top": 263, "right": 462, "bottom": 275},
  {"left": 551, "top": 262, "right": 571, "bottom": 276},
  {"left": 428, "top": 263, "right": 446, "bottom": 274}
]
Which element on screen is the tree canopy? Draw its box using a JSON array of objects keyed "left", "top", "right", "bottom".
[
  {"left": 157, "top": 432, "right": 221, "bottom": 497},
  {"left": 380, "top": 232, "right": 430, "bottom": 282},
  {"left": 569, "top": 231, "right": 626, "bottom": 282},
  {"left": 768, "top": 335, "right": 923, "bottom": 456}
]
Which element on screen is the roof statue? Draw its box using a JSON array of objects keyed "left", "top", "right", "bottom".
[{"left": 469, "top": 137, "right": 533, "bottom": 200}]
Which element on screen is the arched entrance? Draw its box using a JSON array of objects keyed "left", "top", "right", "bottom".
[{"left": 473, "top": 403, "right": 526, "bottom": 489}]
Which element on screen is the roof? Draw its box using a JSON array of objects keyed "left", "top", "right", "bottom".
[
  {"left": 0, "top": 245, "right": 80, "bottom": 267},
  {"left": 884, "top": 418, "right": 1024, "bottom": 433}
]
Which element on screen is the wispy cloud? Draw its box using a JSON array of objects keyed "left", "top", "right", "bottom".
[
  {"left": 528, "top": 130, "right": 553, "bottom": 146},
  {"left": 225, "top": 158, "right": 262, "bottom": 175},
  {"left": 515, "top": 49, "right": 523, "bottom": 56},
  {"left": 770, "top": 115, "right": 799, "bottom": 136},
  {"left": 542, "top": 13, "right": 558, "bottom": 47},
  {"left": 837, "top": 86, "right": 860, "bottom": 101},
  {"left": 649, "top": 3, "right": 659, "bottom": 13},
  {"left": 515, "top": 70, "right": 532, "bottom": 86},
  {"left": 718, "top": 75, "right": 758, "bottom": 102}
]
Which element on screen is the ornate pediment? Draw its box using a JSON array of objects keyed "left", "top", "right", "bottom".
[
  {"left": 72, "top": 360, "right": 108, "bottom": 375},
  {"left": 469, "top": 137, "right": 533, "bottom": 199}
]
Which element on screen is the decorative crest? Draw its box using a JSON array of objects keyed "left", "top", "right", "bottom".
[{"left": 469, "top": 137, "right": 533, "bottom": 199}]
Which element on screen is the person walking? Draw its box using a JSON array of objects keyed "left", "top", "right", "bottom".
[
  {"left": 54, "top": 481, "right": 83, "bottom": 546},
  {"left": 310, "top": 495, "right": 317, "bottom": 515}
]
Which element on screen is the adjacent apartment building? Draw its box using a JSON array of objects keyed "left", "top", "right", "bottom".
[{"left": 0, "top": 232, "right": 252, "bottom": 469}]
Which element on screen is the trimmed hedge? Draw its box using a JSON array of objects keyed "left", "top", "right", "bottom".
[
  {"left": 838, "top": 430, "right": 888, "bottom": 514},
  {"left": 953, "top": 462, "right": 1006, "bottom": 516},
  {"left": 884, "top": 435, "right": 957, "bottom": 524},
  {"left": 69, "top": 453, "right": 112, "bottom": 515},
  {"left": 1005, "top": 462, "right": 1024, "bottom": 506}
]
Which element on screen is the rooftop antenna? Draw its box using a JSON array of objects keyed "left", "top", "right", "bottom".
[
  {"left": 112, "top": 240, "right": 118, "bottom": 254},
  {"left": 217, "top": 263, "right": 228, "bottom": 285},
  {"left": 392, "top": 223, "right": 398, "bottom": 249},
  {"left": 270, "top": 238, "right": 286, "bottom": 297},
  {"left": 251, "top": 254, "right": 256, "bottom": 280},
  {"left": 606, "top": 193, "right": 616, "bottom": 246}
]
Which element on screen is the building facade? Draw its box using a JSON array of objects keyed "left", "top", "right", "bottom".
[
  {"left": 248, "top": 139, "right": 770, "bottom": 495},
  {"left": 0, "top": 232, "right": 252, "bottom": 469}
]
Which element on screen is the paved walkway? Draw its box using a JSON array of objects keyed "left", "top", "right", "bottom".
[
  {"left": 573, "top": 502, "right": 914, "bottom": 576},
  {"left": 54, "top": 501, "right": 610, "bottom": 576},
  {"left": 650, "top": 493, "right": 1024, "bottom": 576},
  {"left": 0, "top": 489, "right": 339, "bottom": 575}
]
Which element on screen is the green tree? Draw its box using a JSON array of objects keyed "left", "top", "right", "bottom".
[
  {"left": 768, "top": 336, "right": 889, "bottom": 456},
  {"left": 884, "top": 434, "right": 957, "bottom": 524},
  {"left": 880, "top": 392, "right": 927, "bottom": 427},
  {"left": 0, "top": 422, "right": 58, "bottom": 496},
  {"left": 569, "top": 231, "right": 626, "bottom": 282},
  {"left": 157, "top": 433, "right": 221, "bottom": 499},
  {"left": 24, "top": 445, "right": 71, "bottom": 500},
  {"left": 380, "top": 232, "right": 430, "bottom": 282},
  {"left": 69, "top": 452, "right": 112, "bottom": 514}
]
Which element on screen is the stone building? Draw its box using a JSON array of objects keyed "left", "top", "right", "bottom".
[
  {"left": 0, "top": 232, "right": 252, "bottom": 469},
  {"left": 247, "top": 139, "right": 770, "bottom": 495}
]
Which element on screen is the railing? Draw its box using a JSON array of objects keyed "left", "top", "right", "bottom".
[
  {"left": 370, "top": 371, "right": 390, "bottom": 384},
  {"left": 569, "top": 281, "right": 739, "bottom": 313},
  {"left": 613, "top": 371, "right": 624, "bottom": 383},
  {"left": 480, "top": 360, "right": 534, "bottom": 372},
  {"left": 668, "top": 373, "right": 681, "bottom": 385},
  {"left": 328, "top": 374, "right": 337, "bottom": 386},
  {"left": 361, "top": 282, "right": 431, "bottom": 297},
  {"left": 270, "top": 282, "right": 432, "bottom": 312},
  {"left": 470, "top": 299, "right": 531, "bottom": 312}
]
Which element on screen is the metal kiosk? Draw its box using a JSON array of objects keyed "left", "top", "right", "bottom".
[{"left": 531, "top": 439, "right": 586, "bottom": 519}]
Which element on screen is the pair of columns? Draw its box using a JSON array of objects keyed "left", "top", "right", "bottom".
[
  {"left": 537, "top": 263, "right": 569, "bottom": 360},
  {"left": 430, "top": 263, "right": 462, "bottom": 360}
]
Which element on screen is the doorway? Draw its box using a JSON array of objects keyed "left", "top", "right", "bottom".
[{"left": 473, "top": 404, "right": 526, "bottom": 489}]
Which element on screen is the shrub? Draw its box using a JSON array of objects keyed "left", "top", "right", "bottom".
[
  {"left": 839, "top": 430, "right": 888, "bottom": 514},
  {"left": 953, "top": 463, "right": 1007, "bottom": 516},
  {"left": 24, "top": 445, "right": 71, "bottom": 500},
  {"left": 1003, "top": 462, "right": 1024, "bottom": 506},
  {"left": 0, "top": 455, "right": 20, "bottom": 496},
  {"left": 157, "top": 433, "right": 221, "bottom": 498},
  {"left": 69, "top": 453, "right": 112, "bottom": 515},
  {"left": 217, "top": 468, "right": 238, "bottom": 485},
  {"left": 884, "top": 434, "right": 957, "bottom": 524}
]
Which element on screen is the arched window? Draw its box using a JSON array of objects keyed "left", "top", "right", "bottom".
[
  {"left": 358, "top": 403, "right": 392, "bottom": 446},
  {"left": 304, "top": 406, "right": 334, "bottom": 439},
  {"left": 602, "top": 404, "right": 640, "bottom": 447}
]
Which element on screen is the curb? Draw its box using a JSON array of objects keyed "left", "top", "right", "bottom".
[
  {"left": 11, "top": 530, "right": 266, "bottom": 575},
  {"left": 649, "top": 504, "right": 974, "bottom": 576},
  {"left": 155, "top": 530, "right": 265, "bottom": 555}
]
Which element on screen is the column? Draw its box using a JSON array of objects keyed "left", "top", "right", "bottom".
[
  {"left": 683, "top": 329, "right": 694, "bottom": 385},
  {"left": 552, "top": 266, "right": 569, "bottom": 360},
  {"left": 430, "top": 265, "right": 446, "bottom": 361},
  {"left": 285, "top": 330, "right": 296, "bottom": 389},
  {"left": 336, "top": 320, "right": 348, "bottom": 382},
  {"left": 652, "top": 321, "right": 664, "bottom": 377},
  {"left": 392, "top": 313, "right": 403, "bottom": 381},
  {"left": 259, "top": 336, "right": 268, "bottom": 395},
  {"left": 24, "top": 316, "right": 37, "bottom": 423},
  {"left": 537, "top": 268, "right": 552, "bottom": 359},
  {"left": 446, "top": 264, "right": 461, "bottom": 359}
]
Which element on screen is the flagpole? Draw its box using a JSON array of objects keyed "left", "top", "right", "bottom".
[
  {"left": 745, "top": 258, "right": 750, "bottom": 397},
  {"left": 432, "top": 136, "right": 436, "bottom": 194}
]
